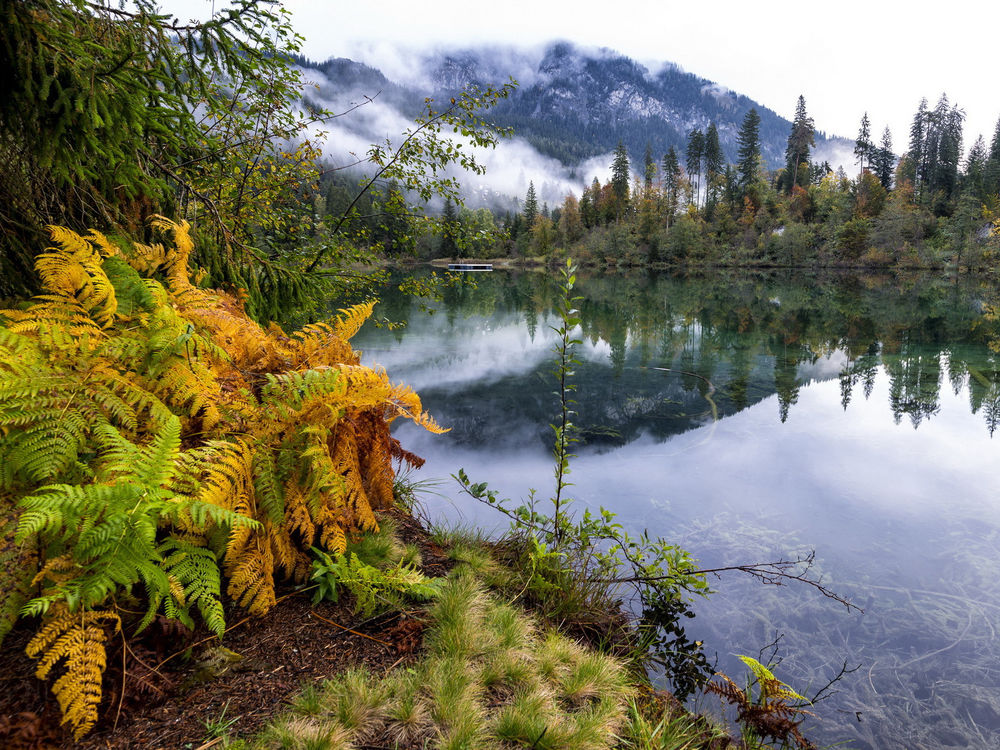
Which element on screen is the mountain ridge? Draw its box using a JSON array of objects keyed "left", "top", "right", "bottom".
[{"left": 298, "top": 41, "right": 849, "bottom": 170}]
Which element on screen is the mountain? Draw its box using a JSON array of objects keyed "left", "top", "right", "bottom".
[{"left": 295, "top": 42, "right": 850, "bottom": 202}]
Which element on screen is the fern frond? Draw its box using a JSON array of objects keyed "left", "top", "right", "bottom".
[
  {"left": 133, "top": 414, "right": 180, "bottom": 487},
  {"left": 152, "top": 537, "right": 225, "bottom": 636},
  {"left": 384, "top": 380, "right": 449, "bottom": 434},
  {"left": 332, "top": 301, "right": 376, "bottom": 342},
  {"left": 26, "top": 606, "right": 121, "bottom": 739},
  {"left": 225, "top": 533, "right": 276, "bottom": 616},
  {"left": 252, "top": 448, "right": 285, "bottom": 524},
  {"left": 290, "top": 322, "right": 356, "bottom": 369},
  {"left": 284, "top": 484, "right": 316, "bottom": 543}
]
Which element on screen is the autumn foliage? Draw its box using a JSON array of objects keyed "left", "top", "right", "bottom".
[{"left": 0, "top": 218, "right": 443, "bottom": 737}]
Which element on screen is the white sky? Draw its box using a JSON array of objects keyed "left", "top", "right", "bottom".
[{"left": 164, "top": 0, "right": 998, "bottom": 156}]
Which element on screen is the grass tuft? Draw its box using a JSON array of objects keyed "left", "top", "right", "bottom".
[
  {"left": 288, "top": 683, "right": 323, "bottom": 717},
  {"left": 343, "top": 516, "right": 404, "bottom": 568},
  {"left": 251, "top": 558, "right": 714, "bottom": 750},
  {"left": 423, "top": 574, "right": 492, "bottom": 659},
  {"left": 256, "top": 718, "right": 351, "bottom": 750},
  {"left": 321, "top": 668, "right": 386, "bottom": 741},
  {"left": 560, "top": 651, "right": 629, "bottom": 708}
]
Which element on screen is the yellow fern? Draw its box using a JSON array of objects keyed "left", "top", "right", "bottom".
[
  {"left": 333, "top": 301, "right": 377, "bottom": 342},
  {"left": 25, "top": 606, "right": 121, "bottom": 739},
  {"left": 4, "top": 218, "right": 448, "bottom": 737}
]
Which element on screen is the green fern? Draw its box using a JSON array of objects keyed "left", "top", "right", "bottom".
[
  {"left": 151, "top": 537, "right": 225, "bottom": 636},
  {"left": 16, "top": 415, "right": 251, "bottom": 621},
  {"left": 310, "top": 550, "right": 443, "bottom": 618}
]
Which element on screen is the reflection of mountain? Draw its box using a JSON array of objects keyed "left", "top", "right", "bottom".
[{"left": 354, "top": 270, "right": 1000, "bottom": 447}]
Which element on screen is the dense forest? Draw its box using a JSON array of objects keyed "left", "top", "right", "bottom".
[
  {"left": 307, "top": 88, "right": 1000, "bottom": 272},
  {"left": 420, "top": 96, "right": 1000, "bottom": 270}
]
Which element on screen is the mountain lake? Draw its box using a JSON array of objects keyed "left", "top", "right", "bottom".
[{"left": 352, "top": 268, "right": 1000, "bottom": 750}]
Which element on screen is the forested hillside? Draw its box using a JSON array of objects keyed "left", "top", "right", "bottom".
[{"left": 295, "top": 41, "right": 851, "bottom": 172}]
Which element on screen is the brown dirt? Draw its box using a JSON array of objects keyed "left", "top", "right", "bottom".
[{"left": 0, "top": 510, "right": 453, "bottom": 750}]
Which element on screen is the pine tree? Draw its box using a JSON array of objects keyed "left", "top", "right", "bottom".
[
  {"left": 736, "top": 109, "right": 762, "bottom": 195},
  {"left": 523, "top": 181, "right": 539, "bottom": 227},
  {"left": 0, "top": 1, "right": 308, "bottom": 297},
  {"left": 984, "top": 117, "right": 1000, "bottom": 196},
  {"left": 643, "top": 143, "right": 656, "bottom": 191},
  {"left": 855, "top": 112, "right": 874, "bottom": 176},
  {"left": 440, "top": 198, "right": 460, "bottom": 258},
  {"left": 964, "top": 135, "right": 988, "bottom": 200},
  {"left": 784, "top": 95, "right": 815, "bottom": 192},
  {"left": 924, "top": 95, "right": 964, "bottom": 212},
  {"left": 907, "top": 98, "right": 929, "bottom": 195},
  {"left": 704, "top": 124, "right": 724, "bottom": 208},
  {"left": 610, "top": 141, "right": 631, "bottom": 220},
  {"left": 686, "top": 129, "right": 705, "bottom": 208},
  {"left": 662, "top": 148, "right": 681, "bottom": 226},
  {"left": 873, "top": 127, "right": 895, "bottom": 189}
]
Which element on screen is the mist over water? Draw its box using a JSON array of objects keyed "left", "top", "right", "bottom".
[{"left": 354, "top": 269, "right": 1000, "bottom": 749}]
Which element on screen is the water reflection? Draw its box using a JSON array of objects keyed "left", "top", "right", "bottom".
[{"left": 353, "top": 269, "right": 1000, "bottom": 749}]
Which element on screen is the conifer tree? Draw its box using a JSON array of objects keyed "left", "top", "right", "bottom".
[
  {"left": 855, "top": 112, "right": 874, "bottom": 176},
  {"left": 0, "top": 0, "right": 306, "bottom": 296},
  {"left": 984, "top": 117, "right": 1000, "bottom": 196},
  {"left": 523, "top": 181, "right": 539, "bottom": 227},
  {"left": 704, "top": 124, "right": 724, "bottom": 208},
  {"left": 924, "top": 95, "right": 964, "bottom": 212},
  {"left": 964, "top": 135, "right": 988, "bottom": 200},
  {"left": 784, "top": 95, "right": 815, "bottom": 192},
  {"left": 736, "top": 109, "right": 762, "bottom": 195},
  {"left": 643, "top": 143, "right": 656, "bottom": 191},
  {"left": 873, "top": 127, "right": 895, "bottom": 189},
  {"left": 686, "top": 129, "right": 705, "bottom": 208},
  {"left": 610, "top": 141, "right": 631, "bottom": 219},
  {"left": 907, "top": 98, "right": 929, "bottom": 195},
  {"left": 662, "top": 148, "right": 681, "bottom": 225},
  {"left": 441, "top": 198, "right": 460, "bottom": 257},
  {"left": 580, "top": 179, "right": 599, "bottom": 228}
]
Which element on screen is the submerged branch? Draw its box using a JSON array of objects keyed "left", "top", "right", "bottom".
[{"left": 600, "top": 551, "right": 862, "bottom": 613}]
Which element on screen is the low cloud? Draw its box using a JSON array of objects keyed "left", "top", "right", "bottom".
[
  {"left": 297, "top": 61, "right": 614, "bottom": 211},
  {"left": 812, "top": 138, "right": 857, "bottom": 173}
]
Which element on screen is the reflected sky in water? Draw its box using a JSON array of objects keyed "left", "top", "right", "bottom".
[{"left": 355, "top": 270, "right": 1000, "bottom": 749}]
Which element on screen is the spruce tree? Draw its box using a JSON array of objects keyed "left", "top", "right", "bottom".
[
  {"left": 984, "top": 116, "right": 1000, "bottom": 196},
  {"left": 784, "top": 95, "right": 815, "bottom": 192},
  {"left": 643, "top": 143, "right": 656, "bottom": 191},
  {"left": 855, "top": 112, "right": 874, "bottom": 176},
  {"left": 662, "top": 147, "right": 681, "bottom": 225},
  {"left": 964, "top": 135, "right": 988, "bottom": 200},
  {"left": 685, "top": 129, "right": 704, "bottom": 208},
  {"left": 610, "top": 141, "right": 631, "bottom": 219},
  {"left": 907, "top": 98, "right": 928, "bottom": 195},
  {"left": 523, "top": 181, "right": 538, "bottom": 227},
  {"left": 441, "top": 198, "right": 460, "bottom": 258},
  {"left": 736, "top": 109, "right": 762, "bottom": 195},
  {"left": 926, "top": 95, "right": 963, "bottom": 212},
  {"left": 704, "top": 124, "right": 724, "bottom": 207},
  {"left": 873, "top": 127, "right": 895, "bottom": 189}
]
